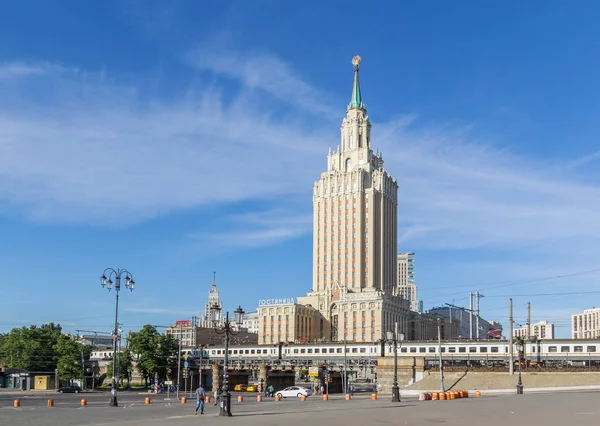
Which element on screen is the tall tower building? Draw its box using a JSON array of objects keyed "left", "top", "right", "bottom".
[
  {"left": 299, "top": 56, "right": 410, "bottom": 342},
  {"left": 312, "top": 55, "right": 398, "bottom": 293},
  {"left": 397, "top": 252, "right": 420, "bottom": 312},
  {"left": 204, "top": 271, "right": 222, "bottom": 323}
]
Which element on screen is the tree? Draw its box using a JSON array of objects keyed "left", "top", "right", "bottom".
[
  {"left": 54, "top": 334, "right": 82, "bottom": 382},
  {"left": 106, "top": 348, "right": 134, "bottom": 388},
  {"left": 129, "top": 325, "right": 179, "bottom": 386},
  {"left": 0, "top": 323, "right": 62, "bottom": 371}
]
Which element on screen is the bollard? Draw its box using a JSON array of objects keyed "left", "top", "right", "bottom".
[
  {"left": 275, "top": 395, "right": 281, "bottom": 402},
  {"left": 439, "top": 392, "right": 446, "bottom": 400},
  {"left": 371, "top": 393, "right": 377, "bottom": 400},
  {"left": 464, "top": 390, "right": 469, "bottom": 398},
  {"left": 345, "top": 393, "right": 351, "bottom": 400},
  {"left": 14, "top": 399, "right": 20, "bottom": 408},
  {"left": 449, "top": 392, "right": 456, "bottom": 400},
  {"left": 300, "top": 395, "right": 306, "bottom": 402},
  {"left": 432, "top": 392, "right": 439, "bottom": 400},
  {"left": 238, "top": 396, "right": 243, "bottom": 403},
  {"left": 145, "top": 397, "right": 151, "bottom": 405},
  {"left": 206, "top": 396, "right": 211, "bottom": 403},
  {"left": 257, "top": 395, "right": 263, "bottom": 402},
  {"left": 80, "top": 398, "right": 87, "bottom": 406},
  {"left": 47, "top": 399, "right": 54, "bottom": 407},
  {"left": 322, "top": 394, "right": 328, "bottom": 401},
  {"left": 181, "top": 397, "right": 187, "bottom": 404},
  {"left": 419, "top": 393, "right": 426, "bottom": 401},
  {"left": 475, "top": 391, "right": 481, "bottom": 397}
]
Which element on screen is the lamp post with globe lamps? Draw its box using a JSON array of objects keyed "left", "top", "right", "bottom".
[
  {"left": 100, "top": 268, "right": 135, "bottom": 407},
  {"left": 212, "top": 304, "right": 245, "bottom": 417}
]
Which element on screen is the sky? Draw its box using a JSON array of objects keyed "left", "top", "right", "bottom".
[{"left": 1, "top": 1, "right": 600, "bottom": 339}]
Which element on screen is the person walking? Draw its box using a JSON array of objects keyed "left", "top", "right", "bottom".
[
  {"left": 194, "top": 385, "right": 206, "bottom": 415},
  {"left": 214, "top": 386, "right": 220, "bottom": 406}
]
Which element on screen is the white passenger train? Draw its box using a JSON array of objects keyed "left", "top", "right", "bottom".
[{"left": 91, "top": 338, "right": 600, "bottom": 365}]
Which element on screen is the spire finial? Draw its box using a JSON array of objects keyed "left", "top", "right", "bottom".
[
  {"left": 212, "top": 271, "right": 217, "bottom": 289},
  {"left": 349, "top": 55, "right": 363, "bottom": 109}
]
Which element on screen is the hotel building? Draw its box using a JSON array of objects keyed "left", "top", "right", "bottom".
[{"left": 298, "top": 56, "right": 411, "bottom": 342}]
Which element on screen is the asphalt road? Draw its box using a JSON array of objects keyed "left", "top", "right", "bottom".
[{"left": 2, "top": 391, "right": 599, "bottom": 426}]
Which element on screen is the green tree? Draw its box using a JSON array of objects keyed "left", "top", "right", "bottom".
[
  {"left": 0, "top": 323, "right": 62, "bottom": 371},
  {"left": 54, "top": 334, "right": 82, "bottom": 382},
  {"left": 129, "top": 325, "right": 179, "bottom": 386},
  {"left": 106, "top": 348, "right": 134, "bottom": 388}
]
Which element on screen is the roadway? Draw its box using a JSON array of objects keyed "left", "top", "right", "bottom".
[{"left": 2, "top": 390, "right": 599, "bottom": 426}]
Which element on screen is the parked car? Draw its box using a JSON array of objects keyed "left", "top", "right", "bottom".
[
  {"left": 246, "top": 385, "right": 258, "bottom": 392},
  {"left": 57, "top": 385, "right": 82, "bottom": 393},
  {"left": 275, "top": 386, "right": 312, "bottom": 398},
  {"left": 233, "top": 384, "right": 247, "bottom": 391}
]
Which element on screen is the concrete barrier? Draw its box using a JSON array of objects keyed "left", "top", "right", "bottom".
[
  {"left": 439, "top": 392, "right": 446, "bottom": 400},
  {"left": 80, "top": 399, "right": 87, "bottom": 406},
  {"left": 301, "top": 395, "right": 306, "bottom": 401},
  {"left": 145, "top": 397, "right": 151, "bottom": 404},
  {"left": 322, "top": 394, "right": 328, "bottom": 401},
  {"left": 47, "top": 399, "right": 54, "bottom": 407},
  {"left": 181, "top": 397, "right": 187, "bottom": 404},
  {"left": 432, "top": 392, "right": 439, "bottom": 400},
  {"left": 206, "top": 396, "right": 211, "bottom": 403},
  {"left": 345, "top": 394, "right": 351, "bottom": 400},
  {"left": 371, "top": 393, "right": 377, "bottom": 400},
  {"left": 14, "top": 400, "right": 20, "bottom": 408},
  {"left": 475, "top": 391, "right": 481, "bottom": 397},
  {"left": 275, "top": 395, "right": 281, "bottom": 402}
]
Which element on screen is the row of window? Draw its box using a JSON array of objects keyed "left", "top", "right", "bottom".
[{"left": 547, "top": 346, "right": 597, "bottom": 353}]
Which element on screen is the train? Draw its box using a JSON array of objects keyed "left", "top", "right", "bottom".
[{"left": 91, "top": 338, "right": 600, "bottom": 368}]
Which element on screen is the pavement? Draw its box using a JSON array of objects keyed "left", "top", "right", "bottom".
[{"left": 1, "top": 390, "right": 599, "bottom": 426}]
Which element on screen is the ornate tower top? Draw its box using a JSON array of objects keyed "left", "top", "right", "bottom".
[{"left": 349, "top": 55, "right": 363, "bottom": 110}]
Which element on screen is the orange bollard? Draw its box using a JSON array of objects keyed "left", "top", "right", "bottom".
[
  {"left": 80, "top": 398, "right": 87, "bottom": 406},
  {"left": 345, "top": 393, "right": 351, "bottom": 400},
  {"left": 181, "top": 397, "right": 187, "bottom": 404},
  {"left": 257, "top": 395, "right": 262, "bottom": 402},
  {"left": 14, "top": 399, "right": 20, "bottom": 408},
  {"left": 464, "top": 390, "right": 469, "bottom": 398},
  {"left": 238, "top": 395, "right": 243, "bottom": 403},
  {"left": 439, "top": 392, "right": 446, "bottom": 400},
  {"left": 47, "top": 399, "right": 54, "bottom": 407},
  {"left": 206, "top": 396, "right": 211, "bottom": 403},
  {"left": 300, "top": 395, "right": 306, "bottom": 401},
  {"left": 322, "top": 394, "right": 328, "bottom": 401},
  {"left": 450, "top": 392, "right": 456, "bottom": 400},
  {"left": 275, "top": 395, "right": 281, "bottom": 402},
  {"left": 432, "top": 392, "right": 439, "bottom": 400},
  {"left": 475, "top": 391, "right": 481, "bottom": 397},
  {"left": 145, "top": 397, "right": 151, "bottom": 404},
  {"left": 371, "top": 393, "right": 377, "bottom": 400}
]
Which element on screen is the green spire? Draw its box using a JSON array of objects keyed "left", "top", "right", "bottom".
[{"left": 349, "top": 55, "right": 363, "bottom": 109}]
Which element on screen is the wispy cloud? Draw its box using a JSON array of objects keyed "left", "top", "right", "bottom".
[
  {"left": 1, "top": 49, "right": 600, "bottom": 263},
  {"left": 0, "top": 62, "right": 70, "bottom": 79}
]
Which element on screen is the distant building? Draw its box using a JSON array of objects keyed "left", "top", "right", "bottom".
[
  {"left": 242, "top": 312, "right": 259, "bottom": 334},
  {"left": 572, "top": 307, "right": 600, "bottom": 339},
  {"left": 514, "top": 320, "right": 554, "bottom": 340},
  {"left": 80, "top": 334, "right": 113, "bottom": 349},
  {"left": 397, "top": 253, "right": 421, "bottom": 312},
  {"left": 258, "top": 301, "right": 324, "bottom": 345},
  {"left": 165, "top": 322, "right": 258, "bottom": 347},
  {"left": 428, "top": 305, "right": 502, "bottom": 339}
]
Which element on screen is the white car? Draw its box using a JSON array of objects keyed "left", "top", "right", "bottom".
[{"left": 276, "top": 386, "right": 313, "bottom": 398}]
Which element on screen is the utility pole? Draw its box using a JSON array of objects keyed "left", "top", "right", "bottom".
[
  {"left": 76, "top": 330, "right": 85, "bottom": 389},
  {"left": 527, "top": 302, "right": 531, "bottom": 340},
  {"left": 469, "top": 292, "right": 473, "bottom": 340},
  {"left": 176, "top": 322, "right": 182, "bottom": 400},
  {"left": 437, "top": 318, "right": 444, "bottom": 392},
  {"left": 475, "top": 292, "right": 480, "bottom": 339},
  {"left": 509, "top": 298, "right": 514, "bottom": 376}
]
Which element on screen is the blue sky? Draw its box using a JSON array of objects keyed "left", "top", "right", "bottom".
[{"left": 1, "top": 1, "right": 600, "bottom": 338}]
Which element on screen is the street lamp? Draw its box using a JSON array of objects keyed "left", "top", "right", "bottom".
[
  {"left": 516, "top": 337, "right": 524, "bottom": 395},
  {"left": 100, "top": 268, "right": 135, "bottom": 407},
  {"left": 386, "top": 322, "right": 404, "bottom": 403},
  {"left": 212, "top": 304, "right": 245, "bottom": 417}
]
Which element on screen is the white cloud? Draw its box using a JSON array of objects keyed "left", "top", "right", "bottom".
[
  {"left": 0, "top": 62, "right": 70, "bottom": 79},
  {"left": 0, "top": 50, "right": 600, "bottom": 264}
]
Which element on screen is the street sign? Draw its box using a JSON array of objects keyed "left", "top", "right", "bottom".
[
  {"left": 184, "top": 361, "right": 189, "bottom": 368},
  {"left": 308, "top": 367, "right": 319, "bottom": 377},
  {"left": 165, "top": 381, "right": 173, "bottom": 385}
]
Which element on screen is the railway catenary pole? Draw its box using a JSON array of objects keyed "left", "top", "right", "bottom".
[
  {"left": 437, "top": 318, "right": 444, "bottom": 392},
  {"left": 476, "top": 292, "right": 480, "bottom": 339},
  {"left": 469, "top": 292, "right": 473, "bottom": 340},
  {"left": 509, "top": 298, "right": 514, "bottom": 376}
]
